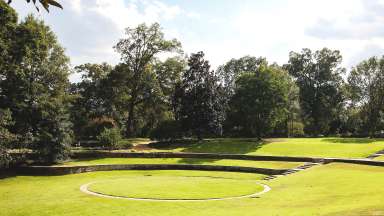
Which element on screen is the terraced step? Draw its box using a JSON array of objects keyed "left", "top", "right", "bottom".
[
  {"left": 263, "top": 162, "right": 320, "bottom": 181},
  {"left": 366, "top": 149, "right": 384, "bottom": 159}
]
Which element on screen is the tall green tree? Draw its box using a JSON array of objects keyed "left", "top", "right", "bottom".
[
  {"left": 1, "top": 13, "right": 73, "bottom": 162},
  {"left": 228, "top": 65, "right": 293, "bottom": 138},
  {"left": 113, "top": 23, "right": 181, "bottom": 136},
  {"left": 348, "top": 56, "right": 384, "bottom": 137},
  {"left": 173, "top": 51, "right": 226, "bottom": 139},
  {"left": 0, "top": 109, "right": 16, "bottom": 168},
  {"left": 285, "top": 48, "right": 345, "bottom": 135},
  {"left": 217, "top": 56, "right": 267, "bottom": 97},
  {"left": 70, "top": 63, "right": 114, "bottom": 139}
]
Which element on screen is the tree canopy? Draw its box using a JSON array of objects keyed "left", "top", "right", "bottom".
[
  {"left": 285, "top": 48, "right": 345, "bottom": 135},
  {"left": 7, "top": 0, "right": 62, "bottom": 12},
  {"left": 173, "top": 51, "right": 226, "bottom": 139},
  {"left": 113, "top": 23, "right": 181, "bottom": 136}
]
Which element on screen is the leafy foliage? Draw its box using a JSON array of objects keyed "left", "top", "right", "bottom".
[
  {"left": 112, "top": 23, "right": 181, "bottom": 136},
  {"left": 149, "top": 120, "right": 183, "bottom": 141},
  {"left": 228, "top": 65, "right": 293, "bottom": 138},
  {"left": 173, "top": 52, "right": 226, "bottom": 139},
  {"left": 347, "top": 56, "right": 384, "bottom": 137},
  {"left": 0, "top": 109, "right": 16, "bottom": 168},
  {"left": 285, "top": 48, "right": 346, "bottom": 135},
  {"left": 0, "top": 4, "right": 73, "bottom": 163},
  {"left": 70, "top": 63, "right": 114, "bottom": 139},
  {"left": 8, "top": 0, "right": 62, "bottom": 12},
  {"left": 97, "top": 127, "right": 122, "bottom": 150}
]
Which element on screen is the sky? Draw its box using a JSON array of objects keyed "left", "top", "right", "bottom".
[{"left": 9, "top": 0, "right": 384, "bottom": 82}]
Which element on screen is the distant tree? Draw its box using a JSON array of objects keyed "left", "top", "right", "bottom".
[
  {"left": 70, "top": 63, "right": 113, "bottom": 139},
  {"left": 113, "top": 23, "right": 181, "bottom": 136},
  {"left": 348, "top": 56, "right": 384, "bottom": 137},
  {"left": 153, "top": 57, "right": 186, "bottom": 105},
  {"left": 0, "top": 109, "right": 16, "bottom": 168},
  {"left": 285, "top": 48, "right": 345, "bottom": 135},
  {"left": 173, "top": 51, "right": 226, "bottom": 140},
  {"left": 1, "top": 14, "right": 72, "bottom": 162},
  {"left": 217, "top": 56, "right": 267, "bottom": 97},
  {"left": 7, "top": 0, "right": 62, "bottom": 12},
  {"left": 229, "top": 65, "right": 293, "bottom": 139},
  {"left": 149, "top": 120, "right": 183, "bottom": 141}
]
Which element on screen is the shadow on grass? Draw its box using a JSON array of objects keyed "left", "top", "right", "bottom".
[
  {"left": 323, "top": 138, "right": 379, "bottom": 144},
  {"left": 149, "top": 138, "right": 266, "bottom": 164}
]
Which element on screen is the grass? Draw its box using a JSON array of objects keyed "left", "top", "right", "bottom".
[
  {"left": 374, "top": 155, "right": 384, "bottom": 161},
  {"left": 1, "top": 164, "right": 384, "bottom": 215},
  {"left": 60, "top": 158, "right": 302, "bottom": 169},
  {"left": 88, "top": 176, "right": 264, "bottom": 199},
  {"left": 148, "top": 138, "right": 384, "bottom": 158}
]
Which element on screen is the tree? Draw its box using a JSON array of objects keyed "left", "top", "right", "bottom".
[
  {"left": 217, "top": 56, "right": 267, "bottom": 97},
  {"left": 228, "top": 65, "right": 293, "bottom": 139},
  {"left": 0, "top": 14, "right": 73, "bottom": 162},
  {"left": 0, "top": 109, "right": 16, "bottom": 168},
  {"left": 0, "top": 0, "right": 17, "bottom": 74},
  {"left": 7, "top": 0, "right": 62, "bottom": 12},
  {"left": 70, "top": 63, "right": 113, "bottom": 139},
  {"left": 285, "top": 48, "right": 345, "bottom": 135},
  {"left": 153, "top": 57, "right": 186, "bottom": 105},
  {"left": 113, "top": 23, "right": 181, "bottom": 136},
  {"left": 173, "top": 51, "right": 226, "bottom": 140},
  {"left": 348, "top": 56, "right": 384, "bottom": 137}
]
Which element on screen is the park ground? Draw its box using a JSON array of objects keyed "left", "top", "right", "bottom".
[{"left": 2, "top": 137, "right": 384, "bottom": 215}]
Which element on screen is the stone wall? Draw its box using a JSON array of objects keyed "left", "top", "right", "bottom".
[{"left": 15, "top": 164, "right": 288, "bottom": 176}]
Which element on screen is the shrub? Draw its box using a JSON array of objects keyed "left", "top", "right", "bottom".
[
  {"left": 149, "top": 120, "right": 183, "bottom": 141},
  {"left": 97, "top": 127, "right": 122, "bottom": 150},
  {"left": 288, "top": 121, "right": 305, "bottom": 137},
  {"left": 0, "top": 145, "right": 12, "bottom": 168},
  {"left": 116, "top": 139, "right": 134, "bottom": 149},
  {"left": 85, "top": 116, "right": 117, "bottom": 139},
  {"left": 0, "top": 109, "right": 16, "bottom": 168}
]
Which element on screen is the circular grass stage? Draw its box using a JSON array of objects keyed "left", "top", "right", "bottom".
[{"left": 81, "top": 175, "right": 270, "bottom": 201}]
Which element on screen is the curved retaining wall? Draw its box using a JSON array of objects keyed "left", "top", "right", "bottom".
[
  {"left": 71, "top": 152, "right": 325, "bottom": 163},
  {"left": 15, "top": 164, "right": 288, "bottom": 176}
]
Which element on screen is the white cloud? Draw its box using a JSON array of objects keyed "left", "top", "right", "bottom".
[
  {"left": 10, "top": 0, "right": 384, "bottom": 82},
  {"left": 90, "top": 0, "right": 182, "bottom": 30},
  {"left": 186, "top": 11, "right": 201, "bottom": 19}
]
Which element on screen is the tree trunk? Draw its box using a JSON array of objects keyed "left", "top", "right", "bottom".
[{"left": 126, "top": 101, "right": 135, "bottom": 137}]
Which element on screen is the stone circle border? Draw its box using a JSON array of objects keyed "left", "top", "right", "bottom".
[{"left": 80, "top": 177, "right": 271, "bottom": 202}]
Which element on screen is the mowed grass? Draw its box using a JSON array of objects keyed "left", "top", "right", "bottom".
[
  {"left": 1, "top": 164, "right": 384, "bottom": 215},
  {"left": 374, "top": 155, "right": 384, "bottom": 161},
  {"left": 88, "top": 176, "right": 264, "bottom": 199},
  {"left": 61, "top": 158, "right": 302, "bottom": 169},
  {"left": 150, "top": 138, "right": 384, "bottom": 158}
]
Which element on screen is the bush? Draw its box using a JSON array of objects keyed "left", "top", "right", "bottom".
[
  {"left": 149, "top": 120, "right": 183, "bottom": 141},
  {"left": 0, "top": 109, "right": 16, "bottom": 168},
  {"left": 288, "top": 121, "right": 305, "bottom": 137},
  {"left": 0, "top": 145, "right": 12, "bottom": 168},
  {"left": 85, "top": 116, "right": 117, "bottom": 139},
  {"left": 116, "top": 139, "right": 134, "bottom": 149},
  {"left": 97, "top": 127, "right": 122, "bottom": 150}
]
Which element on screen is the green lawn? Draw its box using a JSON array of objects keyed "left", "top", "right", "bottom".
[
  {"left": 149, "top": 138, "right": 384, "bottom": 158},
  {"left": 374, "top": 155, "right": 384, "bottom": 161},
  {"left": 88, "top": 176, "right": 264, "bottom": 199},
  {"left": 1, "top": 164, "right": 384, "bottom": 215},
  {"left": 61, "top": 158, "right": 302, "bottom": 169}
]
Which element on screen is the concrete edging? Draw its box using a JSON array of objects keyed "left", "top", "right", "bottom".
[
  {"left": 16, "top": 164, "right": 288, "bottom": 176},
  {"left": 80, "top": 181, "right": 271, "bottom": 202},
  {"left": 71, "top": 152, "right": 325, "bottom": 163}
]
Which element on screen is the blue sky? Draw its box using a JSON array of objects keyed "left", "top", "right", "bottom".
[{"left": 9, "top": 0, "right": 384, "bottom": 82}]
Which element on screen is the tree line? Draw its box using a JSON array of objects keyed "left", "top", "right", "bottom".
[{"left": 1, "top": 2, "right": 384, "bottom": 166}]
